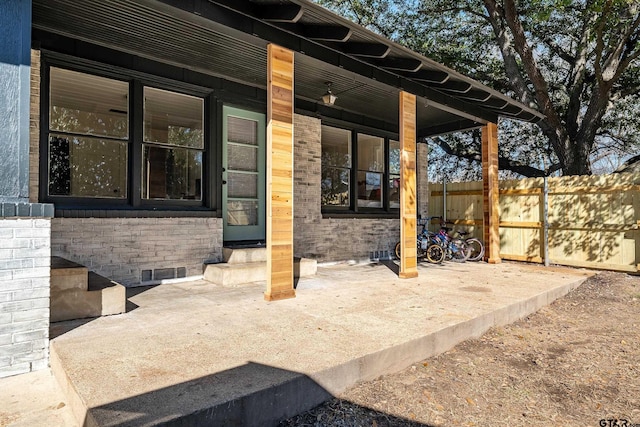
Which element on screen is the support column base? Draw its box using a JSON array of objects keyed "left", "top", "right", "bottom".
[
  {"left": 264, "top": 290, "right": 296, "bottom": 301},
  {"left": 487, "top": 258, "right": 502, "bottom": 264},
  {"left": 399, "top": 271, "right": 419, "bottom": 279}
]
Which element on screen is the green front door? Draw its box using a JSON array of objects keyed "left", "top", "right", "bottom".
[{"left": 222, "top": 106, "right": 266, "bottom": 242}]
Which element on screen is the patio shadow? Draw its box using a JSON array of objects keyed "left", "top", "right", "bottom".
[{"left": 85, "top": 362, "right": 432, "bottom": 427}]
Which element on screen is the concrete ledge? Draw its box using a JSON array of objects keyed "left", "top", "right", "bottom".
[
  {"left": 51, "top": 270, "right": 126, "bottom": 323},
  {"left": 223, "top": 247, "right": 267, "bottom": 264},
  {"left": 51, "top": 257, "right": 88, "bottom": 293},
  {"left": 204, "top": 257, "right": 317, "bottom": 286},
  {"left": 204, "top": 262, "right": 267, "bottom": 286},
  {"left": 295, "top": 257, "right": 317, "bottom": 277}
]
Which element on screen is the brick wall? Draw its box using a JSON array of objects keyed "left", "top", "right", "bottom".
[
  {"left": 0, "top": 217, "right": 51, "bottom": 378},
  {"left": 293, "top": 114, "right": 409, "bottom": 262},
  {"left": 51, "top": 217, "right": 223, "bottom": 286}
]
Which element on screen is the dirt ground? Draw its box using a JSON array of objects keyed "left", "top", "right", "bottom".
[{"left": 280, "top": 271, "right": 640, "bottom": 427}]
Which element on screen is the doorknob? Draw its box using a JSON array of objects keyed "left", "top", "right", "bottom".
[{"left": 222, "top": 180, "right": 227, "bottom": 185}]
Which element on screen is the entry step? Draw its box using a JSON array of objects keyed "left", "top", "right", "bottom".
[
  {"left": 204, "top": 248, "right": 317, "bottom": 286},
  {"left": 50, "top": 257, "right": 126, "bottom": 322}
]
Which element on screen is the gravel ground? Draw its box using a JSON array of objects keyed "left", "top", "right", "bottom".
[{"left": 280, "top": 271, "right": 640, "bottom": 427}]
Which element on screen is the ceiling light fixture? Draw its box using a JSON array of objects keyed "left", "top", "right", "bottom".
[{"left": 321, "top": 81, "right": 337, "bottom": 105}]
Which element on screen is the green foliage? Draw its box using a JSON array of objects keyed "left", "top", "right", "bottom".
[{"left": 315, "top": 0, "right": 640, "bottom": 177}]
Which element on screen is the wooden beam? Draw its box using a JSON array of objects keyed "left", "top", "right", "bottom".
[
  {"left": 482, "top": 122, "right": 501, "bottom": 264},
  {"left": 265, "top": 44, "right": 296, "bottom": 301},
  {"left": 257, "top": 4, "right": 303, "bottom": 22},
  {"left": 401, "top": 69, "right": 450, "bottom": 84},
  {"left": 434, "top": 80, "right": 473, "bottom": 93},
  {"left": 399, "top": 91, "right": 418, "bottom": 279},
  {"left": 303, "top": 24, "right": 352, "bottom": 42},
  {"left": 375, "top": 57, "right": 423, "bottom": 72},
  {"left": 342, "top": 42, "right": 391, "bottom": 58}
]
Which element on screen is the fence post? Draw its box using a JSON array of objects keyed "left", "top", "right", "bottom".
[
  {"left": 443, "top": 176, "right": 447, "bottom": 222},
  {"left": 543, "top": 176, "right": 549, "bottom": 267}
]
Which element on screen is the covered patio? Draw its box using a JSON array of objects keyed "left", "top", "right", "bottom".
[
  {"left": 46, "top": 261, "right": 590, "bottom": 426},
  {"left": 31, "top": 0, "right": 544, "bottom": 299}
]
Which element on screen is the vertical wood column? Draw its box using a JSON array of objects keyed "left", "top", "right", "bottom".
[
  {"left": 482, "top": 122, "right": 501, "bottom": 264},
  {"left": 264, "top": 44, "right": 296, "bottom": 301},
  {"left": 399, "top": 91, "right": 418, "bottom": 278}
]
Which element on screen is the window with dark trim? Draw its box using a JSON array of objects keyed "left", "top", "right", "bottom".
[
  {"left": 142, "top": 87, "right": 204, "bottom": 201},
  {"left": 320, "top": 126, "right": 351, "bottom": 207},
  {"left": 48, "top": 68, "right": 130, "bottom": 199},
  {"left": 45, "top": 65, "right": 209, "bottom": 209},
  {"left": 321, "top": 124, "right": 400, "bottom": 214}
]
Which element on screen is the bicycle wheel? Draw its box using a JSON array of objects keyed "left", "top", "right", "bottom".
[
  {"left": 425, "top": 243, "right": 445, "bottom": 264},
  {"left": 449, "top": 239, "right": 471, "bottom": 262},
  {"left": 466, "top": 238, "right": 484, "bottom": 261},
  {"left": 394, "top": 242, "right": 401, "bottom": 259}
]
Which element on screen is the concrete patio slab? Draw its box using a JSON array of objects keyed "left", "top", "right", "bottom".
[{"left": 2, "top": 261, "right": 592, "bottom": 427}]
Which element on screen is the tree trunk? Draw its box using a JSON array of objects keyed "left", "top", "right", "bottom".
[{"left": 558, "top": 135, "right": 592, "bottom": 176}]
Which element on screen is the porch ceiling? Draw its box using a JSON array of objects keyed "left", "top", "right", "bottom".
[{"left": 32, "top": 0, "right": 543, "bottom": 137}]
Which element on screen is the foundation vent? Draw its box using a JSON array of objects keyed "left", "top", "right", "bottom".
[
  {"left": 141, "top": 267, "right": 187, "bottom": 283},
  {"left": 369, "top": 250, "right": 392, "bottom": 261}
]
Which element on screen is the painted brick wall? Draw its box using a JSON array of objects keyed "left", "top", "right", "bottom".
[
  {"left": 29, "top": 49, "right": 40, "bottom": 204},
  {"left": 0, "top": 218, "right": 51, "bottom": 378},
  {"left": 51, "top": 217, "right": 223, "bottom": 286},
  {"left": 293, "top": 114, "right": 420, "bottom": 262}
]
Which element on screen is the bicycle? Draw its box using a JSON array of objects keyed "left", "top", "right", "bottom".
[
  {"left": 431, "top": 217, "right": 472, "bottom": 262},
  {"left": 394, "top": 217, "right": 444, "bottom": 264},
  {"left": 454, "top": 230, "right": 484, "bottom": 262}
]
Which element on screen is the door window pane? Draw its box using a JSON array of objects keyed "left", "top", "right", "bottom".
[
  {"left": 142, "top": 145, "right": 202, "bottom": 200},
  {"left": 49, "top": 68, "right": 129, "bottom": 139},
  {"left": 228, "top": 116, "right": 258, "bottom": 145},
  {"left": 227, "top": 200, "right": 258, "bottom": 226},
  {"left": 144, "top": 87, "right": 204, "bottom": 149},
  {"left": 227, "top": 172, "right": 258, "bottom": 198},
  {"left": 228, "top": 144, "right": 258, "bottom": 172},
  {"left": 48, "top": 135, "right": 127, "bottom": 198}
]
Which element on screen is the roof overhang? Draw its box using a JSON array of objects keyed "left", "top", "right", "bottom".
[{"left": 32, "top": 0, "right": 544, "bottom": 138}]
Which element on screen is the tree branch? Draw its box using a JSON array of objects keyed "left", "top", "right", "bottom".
[
  {"left": 481, "top": 0, "right": 536, "bottom": 107},
  {"left": 432, "top": 136, "right": 560, "bottom": 177}
]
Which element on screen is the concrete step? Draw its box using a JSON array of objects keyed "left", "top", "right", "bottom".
[
  {"left": 50, "top": 259, "right": 127, "bottom": 323},
  {"left": 203, "top": 257, "right": 317, "bottom": 286},
  {"left": 51, "top": 256, "right": 88, "bottom": 293},
  {"left": 223, "top": 247, "right": 267, "bottom": 264}
]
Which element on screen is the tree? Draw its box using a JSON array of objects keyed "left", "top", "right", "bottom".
[{"left": 315, "top": 0, "right": 640, "bottom": 177}]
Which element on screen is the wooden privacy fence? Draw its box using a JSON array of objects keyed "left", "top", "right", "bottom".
[{"left": 428, "top": 173, "right": 640, "bottom": 272}]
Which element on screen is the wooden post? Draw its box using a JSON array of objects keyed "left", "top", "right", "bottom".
[
  {"left": 399, "top": 91, "right": 418, "bottom": 278},
  {"left": 264, "top": 44, "right": 296, "bottom": 301},
  {"left": 482, "top": 122, "right": 501, "bottom": 263}
]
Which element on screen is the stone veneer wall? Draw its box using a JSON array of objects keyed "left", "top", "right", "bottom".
[
  {"left": 51, "top": 218, "right": 223, "bottom": 286},
  {"left": 293, "top": 114, "right": 428, "bottom": 262},
  {"left": 0, "top": 205, "right": 53, "bottom": 378}
]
